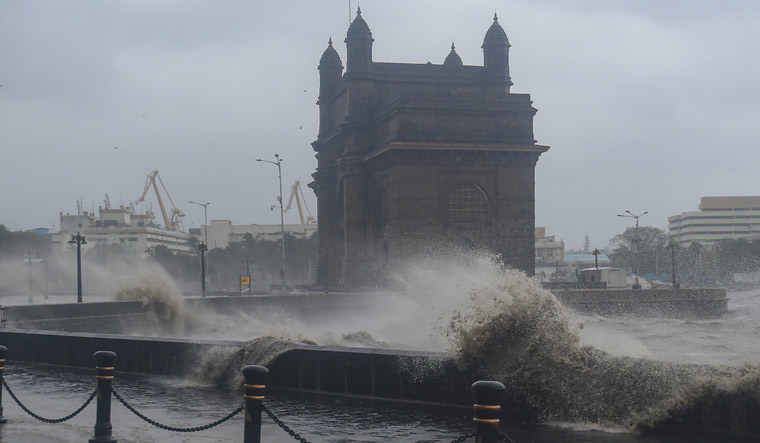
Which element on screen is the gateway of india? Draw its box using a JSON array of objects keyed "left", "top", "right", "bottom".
[{"left": 310, "top": 9, "right": 549, "bottom": 288}]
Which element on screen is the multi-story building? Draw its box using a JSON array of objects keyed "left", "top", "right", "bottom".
[
  {"left": 668, "top": 196, "right": 760, "bottom": 247},
  {"left": 52, "top": 206, "right": 192, "bottom": 257},
  {"left": 535, "top": 227, "right": 565, "bottom": 264}
]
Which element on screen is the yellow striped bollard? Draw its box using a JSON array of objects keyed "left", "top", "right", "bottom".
[
  {"left": 0, "top": 345, "right": 6, "bottom": 424},
  {"left": 471, "top": 380, "right": 506, "bottom": 443},
  {"left": 242, "top": 365, "right": 268, "bottom": 443},
  {"left": 90, "top": 351, "right": 117, "bottom": 443}
]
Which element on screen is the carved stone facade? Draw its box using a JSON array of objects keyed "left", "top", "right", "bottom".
[{"left": 311, "top": 10, "right": 549, "bottom": 288}]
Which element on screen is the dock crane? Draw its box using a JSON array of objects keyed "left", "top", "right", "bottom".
[
  {"left": 284, "top": 180, "right": 316, "bottom": 224},
  {"left": 135, "top": 170, "right": 185, "bottom": 231}
]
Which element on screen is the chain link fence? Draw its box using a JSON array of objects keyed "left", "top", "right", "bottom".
[
  {"left": 0, "top": 347, "right": 516, "bottom": 443},
  {"left": 262, "top": 402, "right": 313, "bottom": 443},
  {"left": 1, "top": 377, "right": 513, "bottom": 443},
  {"left": 261, "top": 402, "right": 484, "bottom": 443},
  {"left": 2, "top": 379, "right": 95, "bottom": 424},
  {"left": 112, "top": 387, "right": 245, "bottom": 433}
]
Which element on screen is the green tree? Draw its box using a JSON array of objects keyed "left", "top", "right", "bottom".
[
  {"left": 658, "top": 240, "right": 752, "bottom": 286},
  {"left": 83, "top": 243, "right": 132, "bottom": 268},
  {"left": 711, "top": 238, "right": 760, "bottom": 279},
  {"left": 146, "top": 244, "right": 174, "bottom": 261},
  {"left": 0, "top": 224, "right": 52, "bottom": 261},
  {"left": 609, "top": 226, "right": 668, "bottom": 275},
  {"left": 146, "top": 244, "right": 198, "bottom": 286},
  {"left": 201, "top": 233, "right": 318, "bottom": 291}
]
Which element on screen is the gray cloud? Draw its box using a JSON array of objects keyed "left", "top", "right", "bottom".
[{"left": 2, "top": 0, "right": 759, "bottom": 250}]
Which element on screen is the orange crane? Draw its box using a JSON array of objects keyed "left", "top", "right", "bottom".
[
  {"left": 284, "top": 180, "right": 316, "bottom": 224},
  {"left": 135, "top": 170, "right": 185, "bottom": 231}
]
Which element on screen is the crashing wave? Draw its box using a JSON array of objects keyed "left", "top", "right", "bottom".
[{"left": 445, "top": 267, "right": 760, "bottom": 431}]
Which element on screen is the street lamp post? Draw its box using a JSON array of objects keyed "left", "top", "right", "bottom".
[
  {"left": 189, "top": 201, "right": 210, "bottom": 296},
  {"left": 198, "top": 242, "right": 207, "bottom": 297},
  {"left": 26, "top": 251, "right": 33, "bottom": 304},
  {"left": 617, "top": 210, "right": 647, "bottom": 290},
  {"left": 255, "top": 154, "right": 287, "bottom": 291},
  {"left": 68, "top": 232, "right": 87, "bottom": 303},
  {"left": 188, "top": 201, "right": 210, "bottom": 246},
  {"left": 668, "top": 241, "right": 679, "bottom": 289},
  {"left": 42, "top": 256, "right": 48, "bottom": 300}
]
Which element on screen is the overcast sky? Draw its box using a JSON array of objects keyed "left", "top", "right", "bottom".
[{"left": 2, "top": 0, "right": 760, "bottom": 250}]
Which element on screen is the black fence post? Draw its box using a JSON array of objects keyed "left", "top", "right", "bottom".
[
  {"left": 471, "top": 380, "right": 506, "bottom": 443},
  {"left": 89, "top": 351, "right": 117, "bottom": 443},
  {"left": 0, "top": 345, "right": 6, "bottom": 424},
  {"left": 242, "top": 365, "right": 268, "bottom": 443}
]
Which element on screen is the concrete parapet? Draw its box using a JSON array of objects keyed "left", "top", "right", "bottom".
[
  {"left": 3, "top": 301, "right": 146, "bottom": 322},
  {"left": 2, "top": 289, "right": 729, "bottom": 337},
  {"left": 0, "top": 328, "right": 486, "bottom": 408},
  {"left": 552, "top": 288, "right": 728, "bottom": 318},
  {"left": 0, "top": 328, "right": 238, "bottom": 375},
  {"left": 0, "top": 326, "right": 757, "bottom": 437}
]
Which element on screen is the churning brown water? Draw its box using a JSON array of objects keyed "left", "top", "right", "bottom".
[
  {"left": 443, "top": 269, "right": 760, "bottom": 432},
  {"left": 0, "top": 362, "right": 707, "bottom": 443},
  {"left": 174, "top": 254, "right": 760, "bottom": 437},
  {"left": 3, "top": 253, "right": 760, "bottom": 441}
]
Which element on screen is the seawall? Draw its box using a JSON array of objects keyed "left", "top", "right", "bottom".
[
  {"left": 551, "top": 288, "right": 728, "bottom": 318},
  {"left": 0, "top": 296, "right": 757, "bottom": 437},
  {"left": 3, "top": 288, "right": 728, "bottom": 335},
  {"left": 0, "top": 328, "right": 484, "bottom": 409},
  {"left": 2, "top": 293, "right": 392, "bottom": 333}
]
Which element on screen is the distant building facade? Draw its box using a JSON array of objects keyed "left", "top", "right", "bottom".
[
  {"left": 52, "top": 206, "right": 192, "bottom": 257},
  {"left": 205, "top": 220, "right": 317, "bottom": 250},
  {"left": 535, "top": 227, "right": 565, "bottom": 264},
  {"left": 668, "top": 196, "right": 760, "bottom": 247},
  {"left": 29, "top": 227, "right": 51, "bottom": 236},
  {"left": 311, "top": 10, "right": 549, "bottom": 287}
]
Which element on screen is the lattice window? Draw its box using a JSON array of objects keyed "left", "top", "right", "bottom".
[{"left": 445, "top": 182, "right": 489, "bottom": 232}]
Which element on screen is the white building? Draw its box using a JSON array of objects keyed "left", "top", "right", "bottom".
[
  {"left": 204, "top": 219, "right": 317, "bottom": 250},
  {"left": 668, "top": 196, "right": 760, "bottom": 247},
  {"left": 52, "top": 206, "right": 192, "bottom": 257},
  {"left": 534, "top": 227, "right": 568, "bottom": 282}
]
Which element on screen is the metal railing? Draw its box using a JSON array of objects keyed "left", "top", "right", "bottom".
[{"left": 0, "top": 345, "right": 515, "bottom": 442}]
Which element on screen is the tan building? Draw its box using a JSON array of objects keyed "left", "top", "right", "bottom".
[
  {"left": 535, "top": 227, "right": 565, "bottom": 264},
  {"left": 668, "top": 196, "right": 760, "bottom": 247}
]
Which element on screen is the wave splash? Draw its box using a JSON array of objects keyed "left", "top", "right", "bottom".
[
  {"left": 193, "top": 337, "right": 296, "bottom": 388},
  {"left": 119, "top": 249, "right": 760, "bottom": 433},
  {"left": 112, "top": 267, "right": 186, "bottom": 336},
  {"left": 445, "top": 265, "right": 760, "bottom": 431}
]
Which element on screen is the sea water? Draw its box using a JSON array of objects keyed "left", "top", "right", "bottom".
[
  {"left": 2, "top": 254, "right": 760, "bottom": 441},
  {"left": 0, "top": 362, "right": 706, "bottom": 443}
]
